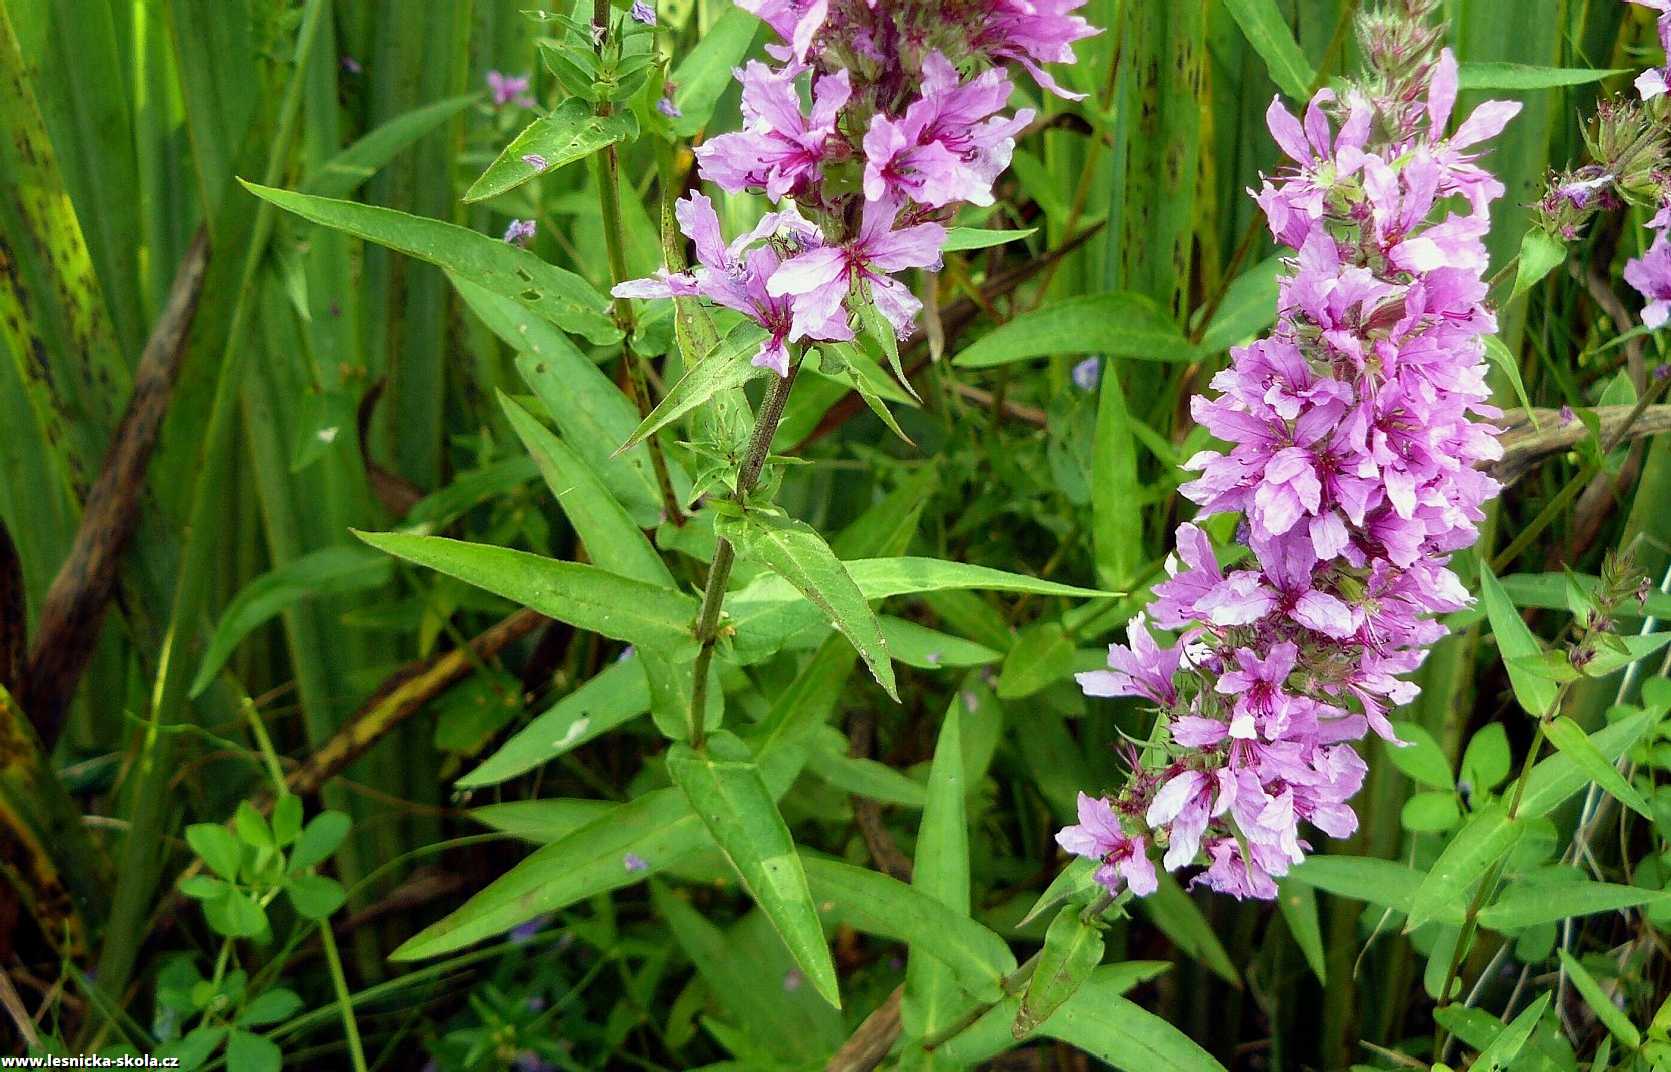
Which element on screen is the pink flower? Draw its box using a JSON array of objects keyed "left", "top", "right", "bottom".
[
  {"left": 1076, "top": 615, "right": 1181, "bottom": 706},
  {"left": 971, "top": 0, "right": 1101, "bottom": 99},
  {"left": 862, "top": 53, "right": 1032, "bottom": 208},
  {"left": 695, "top": 62, "right": 851, "bottom": 202},
  {"left": 1055, "top": 793, "right": 1157, "bottom": 897},
  {"left": 486, "top": 70, "right": 534, "bottom": 109},
  {"left": 1062, "top": 31, "right": 1519, "bottom": 902},
  {"left": 766, "top": 195, "right": 945, "bottom": 342},
  {"left": 613, "top": 193, "right": 840, "bottom": 376},
  {"left": 1626, "top": 225, "right": 1671, "bottom": 329},
  {"left": 1629, "top": 0, "right": 1671, "bottom": 98},
  {"left": 735, "top": 0, "right": 828, "bottom": 62}
]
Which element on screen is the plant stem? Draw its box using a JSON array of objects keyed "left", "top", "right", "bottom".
[
  {"left": 920, "top": 952, "right": 1042, "bottom": 1052},
  {"left": 319, "top": 922, "right": 369, "bottom": 1072},
  {"left": 1433, "top": 700, "right": 1557, "bottom": 1057},
  {"left": 688, "top": 365, "right": 800, "bottom": 748},
  {"left": 913, "top": 891, "right": 1118, "bottom": 1055},
  {"left": 591, "top": 0, "right": 682, "bottom": 526}
]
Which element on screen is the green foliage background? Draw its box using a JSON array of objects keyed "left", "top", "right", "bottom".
[{"left": 2, "top": 0, "right": 1671, "bottom": 1068}]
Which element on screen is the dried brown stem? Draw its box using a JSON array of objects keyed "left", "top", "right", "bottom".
[
  {"left": 1492, "top": 404, "right": 1671, "bottom": 486},
  {"left": 286, "top": 607, "right": 545, "bottom": 797},
  {"left": 22, "top": 231, "right": 210, "bottom": 746},
  {"left": 824, "top": 985, "right": 903, "bottom": 1072}
]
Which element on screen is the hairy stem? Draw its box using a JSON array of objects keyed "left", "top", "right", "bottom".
[{"left": 688, "top": 365, "right": 801, "bottom": 748}]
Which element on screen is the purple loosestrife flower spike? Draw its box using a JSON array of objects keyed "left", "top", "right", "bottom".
[
  {"left": 614, "top": 1, "right": 1089, "bottom": 393},
  {"left": 630, "top": 0, "right": 657, "bottom": 25},
  {"left": 1056, "top": 46, "right": 1525, "bottom": 902}
]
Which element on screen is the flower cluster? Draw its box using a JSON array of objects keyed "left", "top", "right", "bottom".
[
  {"left": 1625, "top": 2, "right": 1671, "bottom": 327},
  {"left": 1633, "top": 0, "right": 1671, "bottom": 100},
  {"left": 1058, "top": 49, "right": 1522, "bottom": 900},
  {"left": 615, "top": 0, "right": 1095, "bottom": 375},
  {"left": 1628, "top": 203, "right": 1671, "bottom": 327}
]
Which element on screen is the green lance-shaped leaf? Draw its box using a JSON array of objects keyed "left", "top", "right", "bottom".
[
  {"left": 802, "top": 855, "right": 1017, "bottom": 995},
  {"left": 1543, "top": 714, "right": 1653, "bottom": 819},
  {"left": 1223, "top": 0, "right": 1315, "bottom": 99},
  {"left": 1493, "top": 571, "right": 1671, "bottom": 624},
  {"left": 1276, "top": 880, "right": 1327, "bottom": 984},
  {"left": 1285, "top": 856, "right": 1464, "bottom": 923},
  {"left": 1480, "top": 879, "right": 1671, "bottom": 931},
  {"left": 666, "top": 5, "right": 760, "bottom": 136},
  {"left": 500, "top": 392, "right": 671, "bottom": 585},
  {"left": 1583, "top": 633, "right": 1671, "bottom": 677},
  {"left": 904, "top": 692, "right": 973, "bottom": 1049},
  {"left": 1520, "top": 707, "right": 1654, "bottom": 816},
  {"left": 880, "top": 616, "right": 1002, "bottom": 669},
  {"left": 649, "top": 882, "right": 837, "bottom": 1066},
  {"left": 952, "top": 292, "right": 1197, "bottom": 368},
  {"left": 502, "top": 387, "right": 701, "bottom": 736},
  {"left": 929, "top": 963, "right": 1171, "bottom": 1066},
  {"left": 805, "top": 730, "right": 926, "bottom": 807},
  {"left": 1405, "top": 804, "right": 1524, "bottom": 932},
  {"left": 1512, "top": 229, "right": 1567, "bottom": 302},
  {"left": 1472, "top": 993, "right": 1552, "bottom": 1072},
  {"left": 1479, "top": 562, "right": 1558, "bottom": 717},
  {"left": 1458, "top": 62, "right": 1629, "bottom": 89},
  {"left": 1136, "top": 872, "right": 1241, "bottom": 985},
  {"left": 1201, "top": 256, "right": 1283, "bottom": 353},
  {"left": 1381, "top": 721, "right": 1455, "bottom": 790},
  {"left": 241, "top": 181, "right": 619, "bottom": 345},
  {"left": 1560, "top": 950, "right": 1640, "bottom": 1048},
  {"left": 745, "top": 633, "right": 860, "bottom": 760},
  {"left": 301, "top": 94, "right": 478, "bottom": 198},
  {"left": 469, "top": 799, "right": 614, "bottom": 843},
  {"left": 718, "top": 509, "right": 898, "bottom": 701},
  {"left": 466, "top": 97, "right": 636, "bottom": 202},
  {"left": 617, "top": 323, "right": 770, "bottom": 454},
  {"left": 942, "top": 226, "right": 1037, "bottom": 252},
  {"left": 1091, "top": 360, "right": 1141, "bottom": 592},
  {"left": 996, "top": 621, "right": 1074, "bottom": 700},
  {"left": 1019, "top": 857, "right": 1098, "bottom": 928},
  {"left": 460, "top": 657, "right": 649, "bottom": 788},
  {"left": 666, "top": 731, "right": 840, "bottom": 1008},
  {"left": 392, "top": 787, "right": 708, "bottom": 959},
  {"left": 1015, "top": 905, "right": 1106, "bottom": 1038},
  {"left": 1482, "top": 336, "right": 1538, "bottom": 427},
  {"left": 354, "top": 530, "right": 697, "bottom": 651},
  {"left": 1040, "top": 991, "right": 1226, "bottom": 1072},
  {"left": 456, "top": 277, "right": 673, "bottom": 524},
  {"left": 190, "top": 546, "right": 393, "bottom": 698}
]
